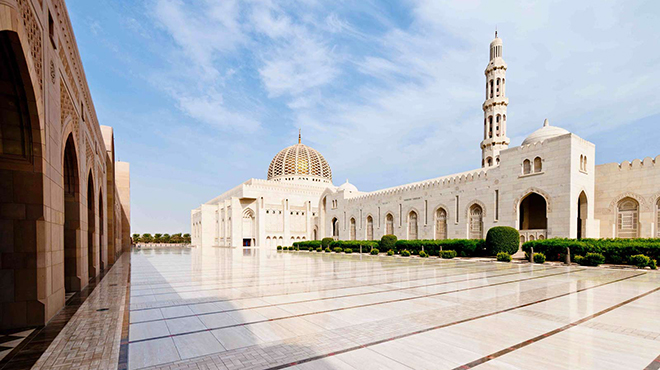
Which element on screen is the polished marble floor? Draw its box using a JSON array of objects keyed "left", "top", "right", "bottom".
[{"left": 126, "top": 247, "right": 660, "bottom": 370}]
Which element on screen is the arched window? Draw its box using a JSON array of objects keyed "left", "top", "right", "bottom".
[
  {"left": 520, "top": 235, "right": 525, "bottom": 244},
  {"left": 408, "top": 211, "right": 418, "bottom": 240},
  {"left": 366, "top": 216, "right": 374, "bottom": 240},
  {"left": 469, "top": 205, "right": 483, "bottom": 239},
  {"left": 534, "top": 157, "right": 542, "bottom": 173},
  {"left": 350, "top": 218, "right": 356, "bottom": 240},
  {"left": 617, "top": 198, "right": 639, "bottom": 239},
  {"left": 580, "top": 155, "right": 584, "bottom": 171},
  {"left": 583, "top": 156, "right": 587, "bottom": 172},
  {"left": 523, "top": 159, "right": 531, "bottom": 175},
  {"left": 490, "top": 79, "right": 494, "bottom": 99},
  {"left": 496, "top": 78, "right": 500, "bottom": 97},
  {"left": 435, "top": 208, "right": 447, "bottom": 240},
  {"left": 332, "top": 217, "right": 339, "bottom": 237},
  {"left": 487, "top": 157, "right": 493, "bottom": 167},
  {"left": 496, "top": 157, "right": 500, "bottom": 165},
  {"left": 386, "top": 214, "right": 394, "bottom": 235}
]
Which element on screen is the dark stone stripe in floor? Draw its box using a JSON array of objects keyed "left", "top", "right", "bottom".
[
  {"left": 645, "top": 354, "right": 660, "bottom": 370},
  {"left": 0, "top": 260, "right": 120, "bottom": 370},
  {"left": 451, "top": 284, "right": 660, "bottom": 370},
  {"left": 118, "top": 254, "right": 132, "bottom": 370}
]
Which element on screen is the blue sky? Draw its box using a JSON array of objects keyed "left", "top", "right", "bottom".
[{"left": 66, "top": 0, "right": 660, "bottom": 234}]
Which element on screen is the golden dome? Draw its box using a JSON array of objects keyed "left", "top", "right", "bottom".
[{"left": 267, "top": 143, "right": 332, "bottom": 181}]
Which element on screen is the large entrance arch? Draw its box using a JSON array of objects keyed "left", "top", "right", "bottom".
[
  {"left": 63, "top": 134, "right": 81, "bottom": 292},
  {"left": 87, "top": 173, "right": 96, "bottom": 279},
  {"left": 0, "top": 30, "right": 44, "bottom": 328},
  {"left": 519, "top": 192, "right": 548, "bottom": 240}
]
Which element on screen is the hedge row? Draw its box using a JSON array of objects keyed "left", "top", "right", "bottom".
[
  {"left": 291, "top": 240, "right": 322, "bottom": 250},
  {"left": 292, "top": 240, "right": 378, "bottom": 253},
  {"left": 522, "top": 238, "right": 660, "bottom": 264},
  {"left": 392, "top": 239, "right": 485, "bottom": 257}
]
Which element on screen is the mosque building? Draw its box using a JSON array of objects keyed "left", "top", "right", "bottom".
[{"left": 191, "top": 33, "right": 660, "bottom": 248}]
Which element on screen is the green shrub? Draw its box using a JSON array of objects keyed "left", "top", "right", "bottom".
[
  {"left": 574, "top": 255, "right": 584, "bottom": 265},
  {"left": 277, "top": 246, "right": 282, "bottom": 251},
  {"left": 294, "top": 246, "right": 300, "bottom": 251},
  {"left": 419, "top": 251, "right": 428, "bottom": 258},
  {"left": 533, "top": 253, "right": 546, "bottom": 264},
  {"left": 440, "top": 250, "right": 457, "bottom": 259},
  {"left": 370, "top": 248, "right": 379, "bottom": 255},
  {"left": 523, "top": 238, "right": 660, "bottom": 264},
  {"left": 650, "top": 259, "right": 657, "bottom": 270},
  {"left": 344, "top": 248, "right": 353, "bottom": 254},
  {"left": 293, "top": 240, "right": 322, "bottom": 250},
  {"left": 630, "top": 254, "right": 651, "bottom": 269},
  {"left": 322, "top": 238, "right": 334, "bottom": 249},
  {"left": 584, "top": 252, "right": 605, "bottom": 266},
  {"left": 486, "top": 227, "right": 520, "bottom": 255},
  {"left": 387, "top": 250, "right": 394, "bottom": 256},
  {"left": 316, "top": 247, "right": 322, "bottom": 252},
  {"left": 381, "top": 235, "right": 398, "bottom": 251},
  {"left": 324, "top": 248, "right": 331, "bottom": 253},
  {"left": 496, "top": 252, "right": 512, "bottom": 262},
  {"left": 333, "top": 247, "right": 343, "bottom": 253},
  {"left": 401, "top": 250, "right": 411, "bottom": 257},
  {"left": 393, "top": 239, "right": 480, "bottom": 257}
]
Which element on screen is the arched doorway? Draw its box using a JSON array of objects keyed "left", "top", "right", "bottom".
[
  {"left": 99, "top": 189, "right": 104, "bottom": 271},
  {"left": 617, "top": 197, "right": 639, "bottom": 239},
  {"left": 386, "top": 214, "right": 394, "bottom": 235},
  {"left": 519, "top": 193, "right": 547, "bottom": 240},
  {"left": 0, "top": 30, "right": 43, "bottom": 329},
  {"left": 469, "top": 205, "right": 483, "bottom": 239},
  {"left": 349, "top": 218, "right": 356, "bottom": 240},
  {"left": 332, "top": 217, "right": 339, "bottom": 238},
  {"left": 87, "top": 173, "right": 96, "bottom": 279},
  {"left": 408, "top": 211, "right": 418, "bottom": 239},
  {"left": 63, "top": 135, "right": 81, "bottom": 292},
  {"left": 435, "top": 208, "right": 447, "bottom": 240},
  {"left": 242, "top": 209, "right": 255, "bottom": 246},
  {"left": 313, "top": 227, "right": 318, "bottom": 240},
  {"left": 577, "top": 192, "right": 588, "bottom": 239},
  {"left": 366, "top": 216, "right": 374, "bottom": 240}
]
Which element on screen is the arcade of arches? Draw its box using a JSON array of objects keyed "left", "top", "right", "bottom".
[{"left": 0, "top": 3, "right": 130, "bottom": 330}]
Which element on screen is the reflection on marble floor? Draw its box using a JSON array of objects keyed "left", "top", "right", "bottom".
[{"left": 128, "top": 247, "right": 660, "bottom": 370}]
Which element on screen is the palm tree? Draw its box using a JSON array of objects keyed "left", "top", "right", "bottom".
[
  {"left": 132, "top": 234, "right": 141, "bottom": 243},
  {"left": 162, "top": 234, "right": 171, "bottom": 243},
  {"left": 154, "top": 233, "right": 162, "bottom": 243},
  {"left": 142, "top": 233, "right": 153, "bottom": 243}
]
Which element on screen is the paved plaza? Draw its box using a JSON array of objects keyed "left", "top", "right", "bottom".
[{"left": 16, "top": 247, "right": 660, "bottom": 369}]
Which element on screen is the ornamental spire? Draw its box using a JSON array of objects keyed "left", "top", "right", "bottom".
[{"left": 298, "top": 129, "right": 301, "bottom": 144}]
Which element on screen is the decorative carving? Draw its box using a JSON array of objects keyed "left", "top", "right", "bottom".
[
  {"left": 58, "top": 41, "right": 79, "bottom": 101},
  {"left": 513, "top": 188, "right": 552, "bottom": 214},
  {"left": 59, "top": 80, "right": 77, "bottom": 130},
  {"left": 608, "top": 192, "right": 646, "bottom": 212},
  {"left": 17, "top": 0, "right": 43, "bottom": 91},
  {"left": 465, "top": 199, "right": 487, "bottom": 218},
  {"left": 50, "top": 60, "right": 55, "bottom": 83}
]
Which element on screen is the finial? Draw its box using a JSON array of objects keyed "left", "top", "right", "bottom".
[
  {"left": 298, "top": 129, "right": 301, "bottom": 144},
  {"left": 543, "top": 118, "right": 549, "bottom": 127},
  {"left": 495, "top": 26, "right": 497, "bottom": 38}
]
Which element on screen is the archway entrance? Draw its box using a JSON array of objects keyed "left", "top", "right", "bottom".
[
  {"left": 577, "top": 192, "right": 587, "bottom": 239},
  {"left": 0, "top": 30, "right": 43, "bottom": 329},
  {"left": 63, "top": 135, "right": 81, "bottom": 292},
  {"left": 242, "top": 209, "right": 255, "bottom": 246},
  {"left": 87, "top": 174, "right": 96, "bottom": 279},
  {"left": 519, "top": 192, "right": 547, "bottom": 240}
]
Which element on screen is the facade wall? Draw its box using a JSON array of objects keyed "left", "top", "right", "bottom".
[
  {"left": 595, "top": 156, "right": 660, "bottom": 238},
  {"left": 0, "top": 0, "right": 130, "bottom": 329}
]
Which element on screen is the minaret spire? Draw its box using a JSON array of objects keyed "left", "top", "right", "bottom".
[
  {"left": 480, "top": 33, "right": 510, "bottom": 168},
  {"left": 298, "top": 129, "right": 301, "bottom": 144}
]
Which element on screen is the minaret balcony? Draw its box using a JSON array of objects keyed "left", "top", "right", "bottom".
[{"left": 482, "top": 97, "right": 509, "bottom": 110}]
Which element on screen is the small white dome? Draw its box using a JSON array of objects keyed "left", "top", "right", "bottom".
[
  {"left": 521, "top": 119, "right": 570, "bottom": 146},
  {"left": 338, "top": 179, "right": 358, "bottom": 193}
]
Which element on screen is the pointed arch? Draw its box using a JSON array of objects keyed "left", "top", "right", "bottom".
[
  {"left": 366, "top": 215, "right": 374, "bottom": 240},
  {"left": 385, "top": 213, "right": 395, "bottom": 235},
  {"left": 617, "top": 197, "right": 639, "bottom": 239},
  {"left": 435, "top": 207, "right": 448, "bottom": 240},
  {"left": 87, "top": 171, "right": 96, "bottom": 279},
  {"left": 63, "top": 133, "right": 81, "bottom": 291},
  {"left": 349, "top": 217, "right": 356, "bottom": 240},
  {"left": 408, "top": 210, "right": 419, "bottom": 240}
]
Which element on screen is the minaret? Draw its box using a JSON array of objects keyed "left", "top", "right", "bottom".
[{"left": 480, "top": 31, "right": 510, "bottom": 168}]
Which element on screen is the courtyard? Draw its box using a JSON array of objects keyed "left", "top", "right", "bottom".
[{"left": 27, "top": 246, "right": 660, "bottom": 370}]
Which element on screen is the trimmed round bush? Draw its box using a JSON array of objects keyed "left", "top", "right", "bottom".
[
  {"left": 344, "top": 248, "right": 353, "bottom": 254},
  {"left": 387, "top": 250, "right": 394, "bottom": 256},
  {"left": 630, "top": 254, "right": 651, "bottom": 269},
  {"left": 533, "top": 253, "right": 546, "bottom": 264},
  {"left": 419, "top": 251, "right": 428, "bottom": 258},
  {"left": 277, "top": 246, "right": 282, "bottom": 251},
  {"left": 496, "top": 252, "right": 512, "bottom": 262},
  {"left": 650, "top": 259, "right": 657, "bottom": 270},
  {"left": 486, "top": 226, "right": 520, "bottom": 255},
  {"left": 401, "top": 250, "right": 411, "bottom": 257},
  {"left": 370, "top": 248, "right": 379, "bottom": 255},
  {"left": 381, "top": 235, "right": 398, "bottom": 252},
  {"left": 316, "top": 247, "right": 322, "bottom": 252},
  {"left": 324, "top": 248, "right": 331, "bottom": 253},
  {"left": 333, "top": 247, "right": 343, "bottom": 253},
  {"left": 322, "top": 238, "right": 334, "bottom": 249},
  {"left": 582, "top": 252, "right": 605, "bottom": 266},
  {"left": 440, "top": 250, "right": 457, "bottom": 259},
  {"left": 294, "top": 246, "right": 300, "bottom": 251}
]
